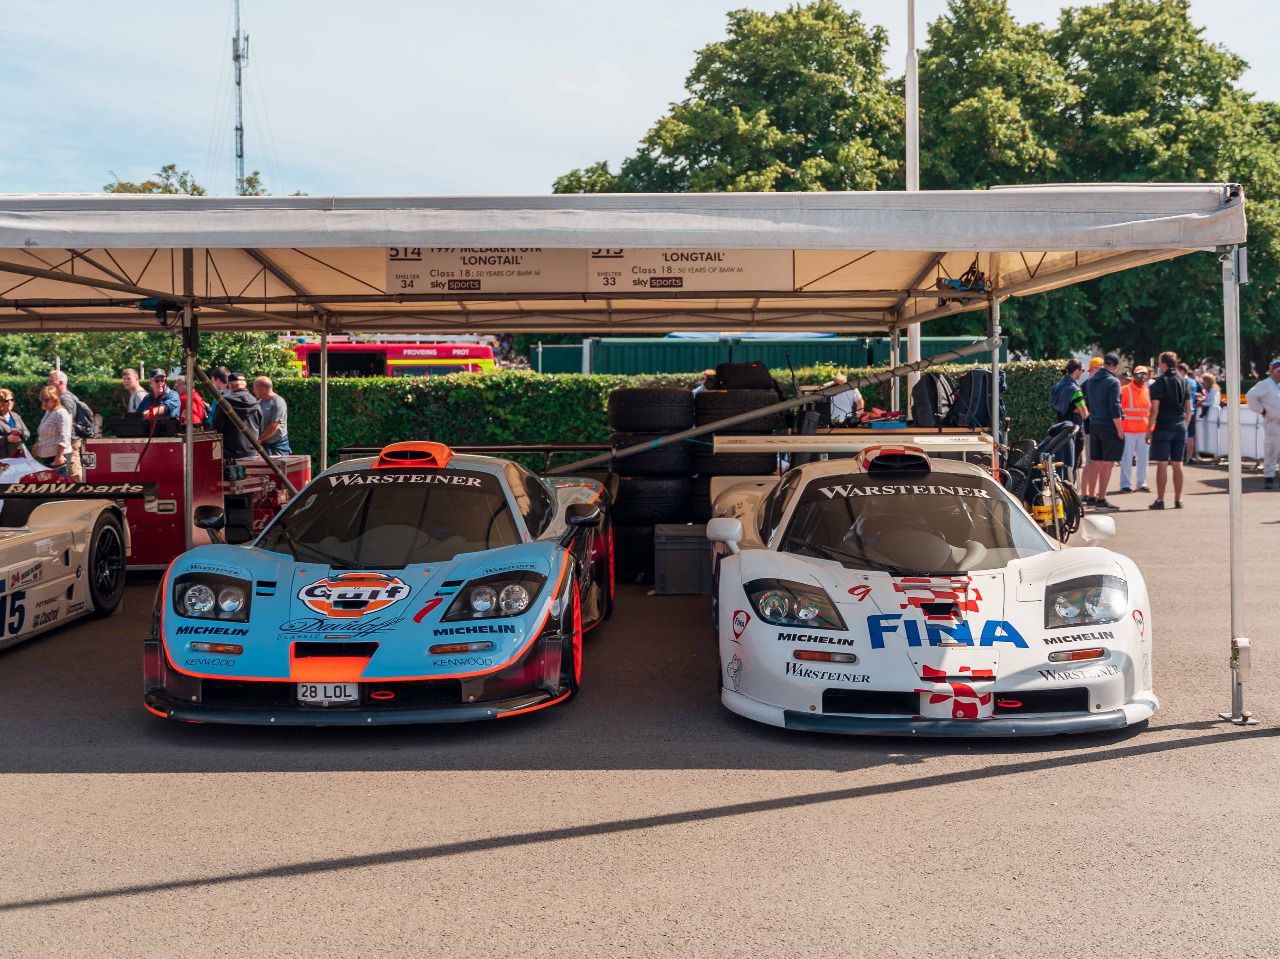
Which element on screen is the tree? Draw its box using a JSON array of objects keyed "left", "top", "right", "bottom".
[
  {"left": 104, "top": 164, "right": 206, "bottom": 195},
  {"left": 554, "top": 1, "right": 902, "bottom": 193}
]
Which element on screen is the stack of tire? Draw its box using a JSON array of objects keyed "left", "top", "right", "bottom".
[
  {"left": 690, "top": 388, "right": 786, "bottom": 522},
  {"left": 608, "top": 388, "right": 696, "bottom": 584}
]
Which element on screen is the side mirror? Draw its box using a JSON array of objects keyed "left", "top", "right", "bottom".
[
  {"left": 560, "top": 502, "right": 601, "bottom": 546},
  {"left": 194, "top": 505, "right": 226, "bottom": 531},
  {"left": 1080, "top": 514, "right": 1115, "bottom": 542},
  {"left": 706, "top": 516, "right": 744, "bottom": 555}
]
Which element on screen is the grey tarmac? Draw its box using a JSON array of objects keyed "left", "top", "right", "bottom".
[{"left": 0, "top": 468, "right": 1276, "bottom": 958}]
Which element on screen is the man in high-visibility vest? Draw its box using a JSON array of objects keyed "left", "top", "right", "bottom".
[{"left": 1119, "top": 365, "right": 1152, "bottom": 493}]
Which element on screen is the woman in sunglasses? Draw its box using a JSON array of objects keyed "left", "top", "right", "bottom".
[
  {"left": 0, "top": 388, "right": 31, "bottom": 459},
  {"left": 32, "top": 385, "right": 71, "bottom": 475}
]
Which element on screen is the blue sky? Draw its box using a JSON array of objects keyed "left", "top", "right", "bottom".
[{"left": 2, "top": 1, "right": 1274, "bottom": 197}]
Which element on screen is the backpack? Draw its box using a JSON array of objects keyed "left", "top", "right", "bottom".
[
  {"left": 911, "top": 371, "right": 956, "bottom": 427},
  {"left": 71, "top": 397, "right": 96, "bottom": 439},
  {"left": 946, "top": 368, "right": 1007, "bottom": 429}
]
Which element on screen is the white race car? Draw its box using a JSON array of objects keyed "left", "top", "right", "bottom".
[
  {"left": 0, "top": 457, "right": 133, "bottom": 650},
  {"left": 707, "top": 445, "right": 1157, "bottom": 736}
]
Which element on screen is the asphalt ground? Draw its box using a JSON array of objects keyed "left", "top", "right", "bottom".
[{"left": 1, "top": 465, "right": 1278, "bottom": 959}]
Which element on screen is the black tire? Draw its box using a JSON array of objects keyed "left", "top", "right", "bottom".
[
  {"left": 690, "top": 476, "right": 712, "bottom": 523},
  {"left": 609, "top": 432, "right": 693, "bottom": 477},
  {"left": 612, "top": 476, "right": 691, "bottom": 526},
  {"left": 692, "top": 448, "right": 779, "bottom": 476},
  {"left": 695, "top": 390, "right": 786, "bottom": 434},
  {"left": 87, "top": 511, "right": 126, "bottom": 617},
  {"left": 614, "top": 524, "right": 655, "bottom": 584},
  {"left": 608, "top": 388, "right": 694, "bottom": 432}
]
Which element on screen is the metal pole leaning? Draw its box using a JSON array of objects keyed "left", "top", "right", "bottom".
[
  {"left": 1218, "top": 245, "right": 1255, "bottom": 725},
  {"left": 548, "top": 337, "right": 1000, "bottom": 477},
  {"left": 194, "top": 363, "right": 299, "bottom": 498}
]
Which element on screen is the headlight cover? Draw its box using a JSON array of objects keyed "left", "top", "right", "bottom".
[
  {"left": 444, "top": 571, "right": 547, "bottom": 621},
  {"left": 744, "top": 578, "right": 846, "bottom": 630},
  {"left": 1044, "top": 574, "right": 1128, "bottom": 629},
  {"left": 172, "top": 572, "right": 251, "bottom": 622}
]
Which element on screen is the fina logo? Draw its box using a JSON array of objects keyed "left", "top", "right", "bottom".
[{"left": 298, "top": 571, "right": 411, "bottom": 619}]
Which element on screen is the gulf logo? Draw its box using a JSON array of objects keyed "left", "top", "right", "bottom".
[{"left": 299, "top": 572, "right": 412, "bottom": 618}]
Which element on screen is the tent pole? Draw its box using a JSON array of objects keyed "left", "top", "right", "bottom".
[
  {"left": 319, "top": 318, "right": 329, "bottom": 473},
  {"left": 182, "top": 250, "right": 194, "bottom": 552},
  {"left": 904, "top": 0, "right": 921, "bottom": 407},
  {"left": 890, "top": 329, "right": 901, "bottom": 412},
  {"left": 988, "top": 295, "right": 1002, "bottom": 481},
  {"left": 1218, "top": 245, "right": 1254, "bottom": 724}
]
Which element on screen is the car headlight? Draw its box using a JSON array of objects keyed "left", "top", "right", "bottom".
[
  {"left": 1044, "top": 574, "right": 1127, "bottom": 629},
  {"left": 744, "top": 578, "right": 846, "bottom": 630},
  {"left": 172, "top": 573, "right": 251, "bottom": 622},
  {"left": 444, "top": 571, "right": 546, "bottom": 621}
]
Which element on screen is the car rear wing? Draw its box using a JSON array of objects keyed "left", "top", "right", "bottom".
[
  {"left": 712, "top": 433, "right": 994, "bottom": 455},
  {"left": 0, "top": 481, "right": 158, "bottom": 500}
]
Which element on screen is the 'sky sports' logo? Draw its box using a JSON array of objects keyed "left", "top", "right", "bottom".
[{"left": 298, "top": 572, "right": 411, "bottom": 618}]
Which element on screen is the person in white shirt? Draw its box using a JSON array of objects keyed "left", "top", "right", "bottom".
[
  {"left": 121, "top": 368, "right": 147, "bottom": 413},
  {"left": 1246, "top": 358, "right": 1280, "bottom": 488},
  {"left": 828, "top": 373, "right": 864, "bottom": 425}
]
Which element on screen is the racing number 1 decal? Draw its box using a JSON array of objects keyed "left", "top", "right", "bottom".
[{"left": 2, "top": 589, "right": 26, "bottom": 636}]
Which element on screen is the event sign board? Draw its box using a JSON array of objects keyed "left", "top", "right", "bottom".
[
  {"left": 386, "top": 248, "right": 585, "bottom": 294},
  {"left": 385, "top": 247, "right": 797, "bottom": 294},
  {"left": 586, "top": 249, "right": 794, "bottom": 293}
]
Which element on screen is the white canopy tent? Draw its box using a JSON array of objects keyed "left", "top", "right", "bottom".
[{"left": 0, "top": 183, "right": 1255, "bottom": 719}]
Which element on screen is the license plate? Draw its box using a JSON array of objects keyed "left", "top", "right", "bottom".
[{"left": 297, "top": 682, "right": 359, "bottom": 705}]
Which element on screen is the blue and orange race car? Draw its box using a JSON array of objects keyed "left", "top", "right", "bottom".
[{"left": 144, "top": 442, "right": 613, "bottom": 724}]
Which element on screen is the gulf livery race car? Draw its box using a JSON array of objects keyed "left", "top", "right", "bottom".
[
  {"left": 144, "top": 441, "right": 613, "bottom": 724},
  {"left": 707, "top": 445, "right": 1157, "bottom": 737},
  {"left": 0, "top": 457, "right": 133, "bottom": 648}
]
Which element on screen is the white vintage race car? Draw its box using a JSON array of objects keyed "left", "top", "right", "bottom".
[
  {"left": 707, "top": 446, "right": 1157, "bottom": 736},
  {"left": 0, "top": 457, "right": 133, "bottom": 650}
]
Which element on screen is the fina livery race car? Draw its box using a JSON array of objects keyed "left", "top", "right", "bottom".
[
  {"left": 707, "top": 446, "right": 1157, "bottom": 737},
  {"left": 144, "top": 442, "right": 613, "bottom": 725},
  {"left": 0, "top": 456, "right": 134, "bottom": 649}
]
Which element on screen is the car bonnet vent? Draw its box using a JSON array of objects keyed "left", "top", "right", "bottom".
[{"left": 256, "top": 581, "right": 277, "bottom": 596}]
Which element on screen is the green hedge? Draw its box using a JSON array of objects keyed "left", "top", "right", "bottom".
[{"left": 1, "top": 361, "right": 1066, "bottom": 462}]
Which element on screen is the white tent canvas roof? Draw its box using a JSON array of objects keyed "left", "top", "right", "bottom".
[{"left": 0, "top": 183, "right": 1246, "bottom": 333}]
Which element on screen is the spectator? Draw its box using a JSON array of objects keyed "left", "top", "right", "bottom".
[
  {"left": 1245, "top": 359, "right": 1280, "bottom": 489},
  {"left": 33, "top": 385, "right": 71, "bottom": 475},
  {"left": 0, "top": 388, "right": 31, "bottom": 457},
  {"left": 138, "top": 369, "right": 181, "bottom": 420},
  {"left": 1082, "top": 352, "right": 1124, "bottom": 510},
  {"left": 828, "top": 374, "right": 865, "bottom": 425},
  {"left": 47, "top": 370, "right": 87, "bottom": 481},
  {"left": 206, "top": 365, "right": 231, "bottom": 423},
  {"left": 1049, "top": 359, "right": 1089, "bottom": 477},
  {"left": 1146, "top": 351, "right": 1192, "bottom": 509},
  {"left": 1199, "top": 373, "right": 1220, "bottom": 417},
  {"left": 1178, "top": 362, "right": 1201, "bottom": 462},
  {"left": 121, "top": 368, "right": 147, "bottom": 413},
  {"left": 213, "top": 372, "right": 262, "bottom": 460},
  {"left": 1119, "top": 366, "right": 1152, "bottom": 493},
  {"left": 172, "top": 376, "right": 206, "bottom": 427},
  {"left": 253, "top": 376, "right": 291, "bottom": 454},
  {"left": 692, "top": 369, "right": 716, "bottom": 397}
]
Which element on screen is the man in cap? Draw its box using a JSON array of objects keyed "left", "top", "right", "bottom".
[
  {"left": 1049, "top": 359, "right": 1089, "bottom": 478},
  {"left": 138, "top": 369, "right": 180, "bottom": 420},
  {"left": 212, "top": 372, "right": 262, "bottom": 460},
  {"left": 1246, "top": 358, "right": 1280, "bottom": 488},
  {"left": 1081, "top": 352, "right": 1124, "bottom": 510},
  {"left": 1119, "top": 365, "right": 1152, "bottom": 493}
]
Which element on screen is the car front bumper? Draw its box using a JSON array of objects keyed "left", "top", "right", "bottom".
[{"left": 723, "top": 687, "right": 1158, "bottom": 737}]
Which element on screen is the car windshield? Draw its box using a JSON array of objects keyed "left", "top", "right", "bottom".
[
  {"left": 257, "top": 468, "right": 521, "bottom": 568},
  {"left": 778, "top": 471, "right": 1050, "bottom": 574}
]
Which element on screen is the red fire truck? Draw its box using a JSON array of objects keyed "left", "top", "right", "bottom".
[{"left": 290, "top": 338, "right": 497, "bottom": 377}]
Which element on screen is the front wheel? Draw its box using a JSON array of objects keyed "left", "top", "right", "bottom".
[{"left": 87, "top": 511, "right": 126, "bottom": 617}]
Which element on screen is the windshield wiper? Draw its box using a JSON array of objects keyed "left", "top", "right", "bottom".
[
  {"left": 275, "top": 525, "right": 354, "bottom": 569},
  {"left": 788, "top": 542, "right": 914, "bottom": 576}
]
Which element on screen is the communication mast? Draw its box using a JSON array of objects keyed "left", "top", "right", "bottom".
[{"left": 232, "top": 0, "right": 250, "bottom": 194}]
